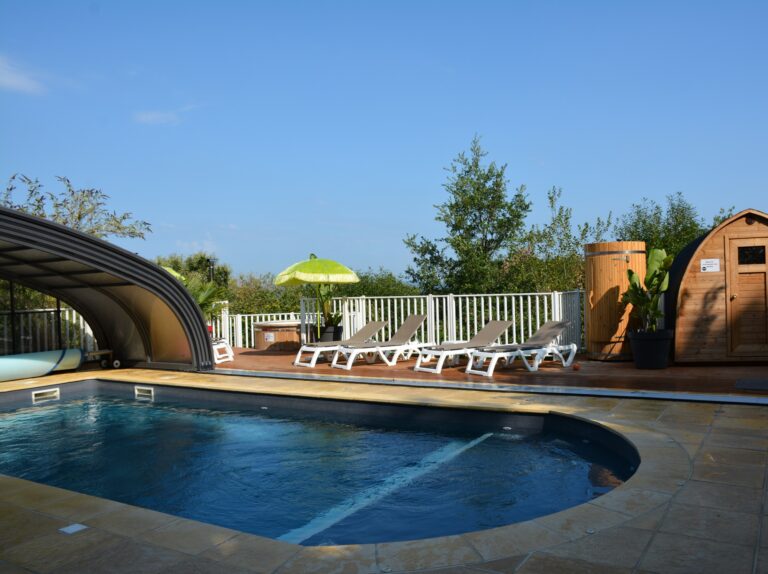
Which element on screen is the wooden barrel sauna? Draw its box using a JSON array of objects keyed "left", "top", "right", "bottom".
[{"left": 585, "top": 241, "right": 646, "bottom": 360}]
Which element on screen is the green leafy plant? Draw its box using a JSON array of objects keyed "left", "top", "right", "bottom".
[
  {"left": 317, "top": 284, "right": 341, "bottom": 327},
  {"left": 163, "top": 267, "right": 225, "bottom": 319},
  {"left": 621, "top": 248, "right": 675, "bottom": 332}
]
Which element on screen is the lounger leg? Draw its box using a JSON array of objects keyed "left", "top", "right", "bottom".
[
  {"left": 294, "top": 347, "right": 319, "bottom": 368},
  {"left": 560, "top": 344, "right": 577, "bottom": 367},
  {"left": 520, "top": 349, "right": 547, "bottom": 372},
  {"left": 467, "top": 353, "right": 500, "bottom": 377},
  {"left": 379, "top": 349, "right": 401, "bottom": 367},
  {"left": 332, "top": 349, "right": 357, "bottom": 370},
  {"left": 433, "top": 354, "right": 448, "bottom": 374}
]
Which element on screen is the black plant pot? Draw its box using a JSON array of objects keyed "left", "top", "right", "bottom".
[
  {"left": 312, "top": 325, "right": 343, "bottom": 342},
  {"left": 628, "top": 329, "right": 673, "bottom": 369}
]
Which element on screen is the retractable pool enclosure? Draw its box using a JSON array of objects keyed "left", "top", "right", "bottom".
[{"left": 0, "top": 207, "right": 214, "bottom": 371}]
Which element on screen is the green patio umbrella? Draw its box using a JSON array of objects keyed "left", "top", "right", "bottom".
[{"left": 274, "top": 254, "right": 359, "bottom": 338}]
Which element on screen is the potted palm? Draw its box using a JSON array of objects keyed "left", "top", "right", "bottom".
[{"left": 621, "top": 248, "right": 675, "bottom": 369}]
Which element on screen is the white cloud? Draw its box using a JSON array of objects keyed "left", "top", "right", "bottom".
[
  {"left": 0, "top": 55, "right": 44, "bottom": 94},
  {"left": 133, "top": 104, "right": 198, "bottom": 126}
]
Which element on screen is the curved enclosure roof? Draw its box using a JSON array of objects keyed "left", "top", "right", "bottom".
[{"left": 0, "top": 207, "right": 214, "bottom": 371}]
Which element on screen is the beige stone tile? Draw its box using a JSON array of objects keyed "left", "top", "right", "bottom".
[
  {"left": 705, "top": 430, "right": 768, "bottom": 451},
  {"left": 621, "top": 471, "right": 686, "bottom": 494},
  {"left": 158, "top": 556, "right": 254, "bottom": 574},
  {"left": 516, "top": 553, "right": 632, "bottom": 573},
  {"left": 85, "top": 505, "right": 178, "bottom": 537},
  {"left": 0, "top": 475, "right": 39, "bottom": 498},
  {"left": 0, "top": 506, "right": 69, "bottom": 548},
  {"left": 36, "top": 492, "right": 126, "bottom": 522},
  {"left": 274, "top": 544, "right": 378, "bottom": 574},
  {"left": 419, "top": 567, "right": 493, "bottom": 574},
  {"left": 50, "top": 539, "right": 187, "bottom": 574},
  {"left": 692, "top": 461, "right": 765, "bottom": 488},
  {"left": 678, "top": 441, "right": 703, "bottom": 458},
  {"left": 639, "top": 532, "right": 754, "bottom": 574},
  {"left": 659, "top": 503, "right": 760, "bottom": 546},
  {"left": 0, "top": 527, "right": 124, "bottom": 574},
  {"left": 589, "top": 488, "right": 670, "bottom": 516},
  {"left": 202, "top": 533, "right": 300, "bottom": 573},
  {"left": 675, "top": 480, "right": 763, "bottom": 513},
  {"left": 695, "top": 446, "right": 767, "bottom": 467},
  {"left": 462, "top": 522, "right": 568, "bottom": 561},
  {"left": 534, "top": 505, "right": 629, "bottom": 540},
  {"left": 467, "top": 554, "right": 526, "bottom": 573},
  {"left": 376, "top": 535, "right": 482, "bottom": 572},
  {"left": 636, "top": 444, "right": 692, "bottom": 464},
  {"left": 652, "top": 417, "right": 712, "bottom": 432},
  {"left": 715, "top": 404, "right": 768, "bottom": 419},
  {"left": 0, "top": 482, "right": 78, "bottom": 510},
  {"left": 622, "top": 504, "right": 668, "bottom": 531},
  {"left": 712, "top": 416, "right": 768, "bottom": 434},
  {"left": 656, "top": 414, "right": 714, "bottom": 429},
  {"left": 137, "top": 518, "right": 239, "bottom": 555},
  {"left": 662, "top": 403, "right": 718, "bottom": 416},
  {"left": 763, "top": 516, "right": 768, "bottom": 548},
  {"left": 0, "top": 561, "right": 34, "bottom": 574},
  {"left": 542, "top": 526, "right": 651, "bottom": 568}
]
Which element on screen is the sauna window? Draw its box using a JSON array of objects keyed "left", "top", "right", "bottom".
[{"left": 738, "top": 246, "right": 766, "bottom": 265}]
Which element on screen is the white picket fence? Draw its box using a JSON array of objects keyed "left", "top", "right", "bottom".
[
  {"left": 0, "top": 308, "right": 97, "bottom": 355},
  {"left": 215, "top": 290, "right": 584, "bottom": 350},
  {"left": 209, "top": 306, "right": 321, "bottom": 348}
]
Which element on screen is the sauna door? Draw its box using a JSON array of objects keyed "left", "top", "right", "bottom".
[{"left": 726, "top": 236, "right": 768, "bottom": 356}]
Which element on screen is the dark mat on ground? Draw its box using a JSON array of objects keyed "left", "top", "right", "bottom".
[{"left": 735, "top": 379, "right": 768, "bottom": 391}]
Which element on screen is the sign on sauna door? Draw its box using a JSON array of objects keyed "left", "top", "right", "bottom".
[{"left": 726, "top": 236, "right": 768, "bottom": 356}]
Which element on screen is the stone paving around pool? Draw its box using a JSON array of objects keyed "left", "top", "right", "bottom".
[{"left": 0, "top": 369, "right": 766, "bottom": 573}]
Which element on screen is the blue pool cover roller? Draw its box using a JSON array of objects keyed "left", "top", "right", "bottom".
[{"left": 0, "top": 349, "right": 83, "bottom": 382}]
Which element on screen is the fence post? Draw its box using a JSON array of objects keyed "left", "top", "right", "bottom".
[
  {"left": 551, "top": 291, "right": 561, "bottom": 321},
  {"left": 446, "top": 294, "right": 456, "bottom": 342},
  {"left": 359, "top": 296, "right": 367, "bottom": 328},
  {"left": 426, "top": 294, "right": 435, "bottom": 344},
  {"left": 233, "top": 314, "right": 243, "bottom": 347},
  {"left": 220, "top": 302, "right": 229, "bottom": 341}
]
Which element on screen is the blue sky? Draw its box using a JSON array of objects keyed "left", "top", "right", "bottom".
[{"left": 1, "top": 1, "right": 766, "bottom": 276}]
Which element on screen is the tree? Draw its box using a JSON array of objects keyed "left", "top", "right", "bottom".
[
  {"left": 404, "top": 137, "right": 531, "bottom": 293},
  {"left": 509, "top": 187, "right": 612, "bottom": 291},
  {"left": 163, "top": 267, "right": 226, "bottom": 319},
  {"left": 228, "top": 273, "right": 305, "bottom": 314},
  {"left": 156, "top": 252, "right": 231, "bottom": 289},
  {"left": 3, "top": 174, "right": 150, "bottom": 239},
  {"left": 614, "top": 192, "right": 734, "bottom": 257},
  {"left": 334, "top": 268, "right": 420, "bottom": 298}
]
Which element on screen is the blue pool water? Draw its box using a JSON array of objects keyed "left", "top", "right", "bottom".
[{"left": 0, "top": 396, "right": 632, "bottom": 545}]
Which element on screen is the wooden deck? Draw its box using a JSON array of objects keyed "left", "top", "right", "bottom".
[{"left": 218, "top": 348, "right": 768, "bottom": 400}]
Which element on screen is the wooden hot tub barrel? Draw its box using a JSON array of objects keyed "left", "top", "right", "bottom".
[{"left": 585, "top": 241, "right": 646, "bottom": 360}]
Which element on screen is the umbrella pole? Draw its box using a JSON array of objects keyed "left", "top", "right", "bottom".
[{"left": 315, "top": 285, "right": 321, "bottom": 339}]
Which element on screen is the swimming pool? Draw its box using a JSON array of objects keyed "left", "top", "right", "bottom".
[{"left": 0, "top": 381, "right": 637, "bottom": 545}]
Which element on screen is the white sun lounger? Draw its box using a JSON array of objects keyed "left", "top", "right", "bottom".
[
  {"left": 413, "top": 320, "right": 514, "bottom": 374},
  {"left": 331, "top": 314, "right": 427, "bottom": 370},
  {"left": 293, "top": 321, "right": 387, "bottom": 368},
  {"left": 212, "top": 338, "right": 235, "bottom": 364},
  {"left": 465, "top": 320, "right": 577, "bottom": 377}
]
